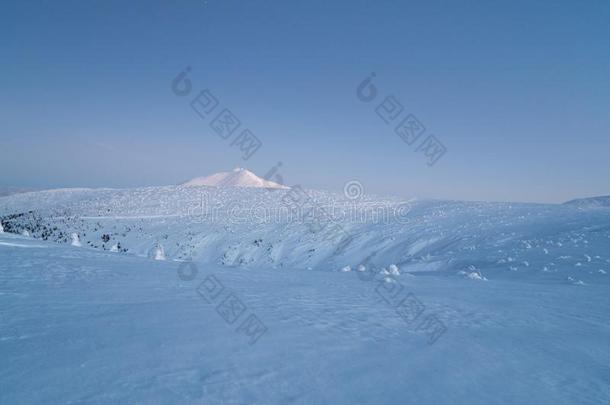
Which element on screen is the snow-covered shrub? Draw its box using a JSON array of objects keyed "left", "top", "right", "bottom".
[
  {"left": 149, "top": 243, "right": 166, "bottom": 260},
  {"left": 22, "top": 229, "right": 30, "bottom": 237},
  {"left": 388, "top": 264, "right": 400, "bottom": 276},
  {"left": 0, "top": 222, "right": 3, "bottom": 233},
  {"left": 110, "top": 243, "right": 119, "bottom": 252},
  {"left": 458, "top": 269, "right": 487, "bottom": 281},
  {"left": 467, "top": 271, "right": 487, "bottom": 281},
  {"left": 71, "top": 233, "right": 82, "bottom": 247}
]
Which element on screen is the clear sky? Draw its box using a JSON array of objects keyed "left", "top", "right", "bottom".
[{"left": 1, "top": 0, "right": 609, "bottom": 203}]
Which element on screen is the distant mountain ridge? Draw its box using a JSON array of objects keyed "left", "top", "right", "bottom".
[
  {"left": 563, "top": 195, "right": 610, "bottom": 208},
  {"left": 0, "top": 187, "right": 41, "bottom": 198},
  {"left": 182, "top": 168, "right": 288, "bottom": 189}
]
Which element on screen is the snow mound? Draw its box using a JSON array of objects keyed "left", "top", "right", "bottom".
[
  {"left": 70, "top": 233, "right": 82, "bottom": 247},
  {"left": 149, "top": 243, "right": 166, "bottom": 260},
  {"left": 182, "top": 168, "right": 288, "bottom": 189}
]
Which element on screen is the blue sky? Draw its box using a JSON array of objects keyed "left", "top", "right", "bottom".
[{"left": 1, "top": 0, "right": 609, "bottom": 203}]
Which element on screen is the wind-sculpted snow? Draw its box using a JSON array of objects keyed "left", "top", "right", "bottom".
[{"left": 1, "top": 186, "right": 610, "bottom": 286}]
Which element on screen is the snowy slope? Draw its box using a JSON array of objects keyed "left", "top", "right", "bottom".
[
  {"left": 1, "top": 232, "right": 610, "bottom": 404},
  {"left": 182, "top": 168, "right": 288, "bottom": 189},
  {"left": 1, "top": 186, "right": 610, "bottom": 287}
]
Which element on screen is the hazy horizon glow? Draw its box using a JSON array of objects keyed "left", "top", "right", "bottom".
[{"left": 1, "top": 0, "right": 609, "bottom": 203}]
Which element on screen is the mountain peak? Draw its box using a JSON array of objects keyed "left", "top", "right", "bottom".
[{"left": 182, "top": 168, "right": 288, "bottom": 189}]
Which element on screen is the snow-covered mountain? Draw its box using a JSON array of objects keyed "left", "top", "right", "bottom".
[{"left": 182, "top": 167, "right": 288, "bottom": 189}]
